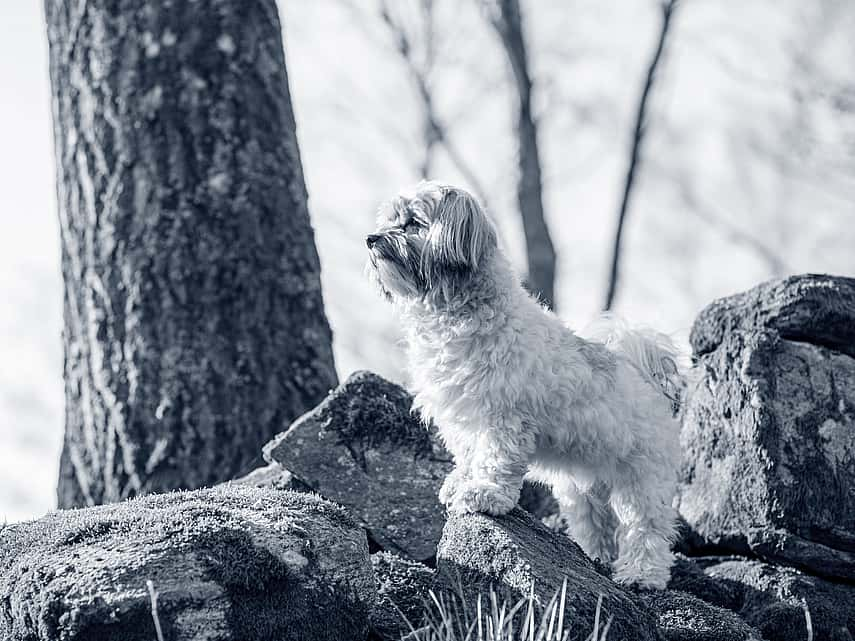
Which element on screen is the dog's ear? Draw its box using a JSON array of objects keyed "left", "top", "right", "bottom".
[{"left": 427, "top": 188, "right": 496, "bottom": 270}]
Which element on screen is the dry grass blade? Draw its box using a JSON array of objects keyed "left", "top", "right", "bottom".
[
  {"left": 588, "top": 594, "right": 603, "bottom": 641},
  {"left": 491, "top": 589, "right": 500, "bottom": 633},
  {"left": 599, "top": 616, "right": 613, "bottom": 641},
  {"left": 527, "top": 584, "right": 535, "bottom": 639},
  {"left": 390, "top": 598, "right": 422, "bottom": 638},
  {"left": 537, "top": 589, "right": 560, "bottom": 641},
  {"left": 477, "top": 594, "right": 484, "bottom": 641},
  {"left": 146, "top": 579, "right": 165, "bottom": 641},
  {"left": 804, "top": 605, "right": 813, "bottom": 641}
]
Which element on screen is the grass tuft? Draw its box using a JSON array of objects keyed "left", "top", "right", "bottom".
[{"left": 402, "top": 578, "right": 612, "bottom": 641}]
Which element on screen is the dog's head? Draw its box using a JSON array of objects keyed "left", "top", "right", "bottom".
[{"left": 366, "top": 181, "right": 498, "bottom": 303}]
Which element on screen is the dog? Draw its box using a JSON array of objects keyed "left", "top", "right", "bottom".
[{"left": 365, "top": 180, "right": 684, "bottom": 589}]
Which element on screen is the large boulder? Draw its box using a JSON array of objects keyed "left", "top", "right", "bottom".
[
  {"left": 369, "top": 552, "right": 434, "bottom": 641},
  {"left": 679, "top": 274, "right": 855, "bottom": 580},
  {"left": 263, "top": 371, "right": 453, "bottom": 561},
  {"left": 0, "top": 486, "right": 375, "bottom": 641},
  {"left": 670, "top": 556, "right": 855, "bottom": 641},
  {"left": 434, "top": 508, "right": 662, "bottom": 641}
]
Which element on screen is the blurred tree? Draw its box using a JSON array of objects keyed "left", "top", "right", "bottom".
[
  {"left": 485, "top": 0, "right": 556, "bottom": 310},
  {"left": 46, "top": 0, "right": 337, "bottom": 508},
  {"left": 604, "top": 0, "right": 678, "bottom": 311}
]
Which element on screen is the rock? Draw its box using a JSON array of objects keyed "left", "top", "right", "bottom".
[
  {"left": 639, "top": 590, "right": 763, "bottom": 641},
  {"left": 0, "top": 486, "right": 376, "bottom": 641},
  {"left": 227, "top": 461, "right": 313, "bottom": 493},
  {"left": 519, "top": 482, "right": 560, "bottom": 521},
  {"left": 667, "top": 557, "right": 745, "bottom": 613},
  {"left": 670, "top": 556, "right": 855, "bottom": 641},
  {"left": 434, "top": 508, "right": 662, "bottom": 641},
  {"left": 673, "top": 515, "right": 712, "bottom": 557},
  {"left": 370, "top": 552, "right": 434, "bottom": 641},
  {"left": 680, "top": 275, "right": 855, "bottom": 580},
  {"left": 690, "top": 274, "right": 855, "bottom": 360},
  {"left": 264, "top": 371, "right": 452, "bottom": 562}
]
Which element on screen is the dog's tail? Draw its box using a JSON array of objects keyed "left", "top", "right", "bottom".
[{"left": 581, "top": 314, "right": 687, "bottom": 416}]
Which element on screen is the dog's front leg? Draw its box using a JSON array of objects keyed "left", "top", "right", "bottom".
[
  {"left": 449, "top": 423, "right": 533, "bottom": 516},
  {"left": 438, "top": 466, "right": 468, "bottom": 506},
  {"left": 438, "top": 438, "right": 473, "bottom": 506}
]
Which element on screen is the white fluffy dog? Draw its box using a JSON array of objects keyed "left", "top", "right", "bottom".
[{"left": 366, "top": 181, "right": 684, "bottom": 589}]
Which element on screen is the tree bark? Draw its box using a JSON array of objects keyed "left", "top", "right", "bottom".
[
  {"left": 46, "top": 0, "right": 338, "bottom": 508},
  {"left": 603, "top": 0, "right": 678, "bottom": 311},
  {"left": 488, "top": 0, "right": 556, "bottom": 310}
]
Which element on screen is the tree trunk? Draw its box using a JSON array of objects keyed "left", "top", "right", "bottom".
[
  {"left": 488, "top": 0, "right": 556, "bottom": 310},
  {"left": 46, "top": 0, "right": 338, "bottom": 508}
]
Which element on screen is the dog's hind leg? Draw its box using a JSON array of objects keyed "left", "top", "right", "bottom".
[
  {"left": 552, "top": 478, "right": 618, "bottom": 564},
  {"left": 610, "top": 471, "right": 678, "bottom": 589}
]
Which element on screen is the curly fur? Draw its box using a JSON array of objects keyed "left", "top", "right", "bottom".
[{"left": 366, "top": 181, "right": 684, "bottom": 589}]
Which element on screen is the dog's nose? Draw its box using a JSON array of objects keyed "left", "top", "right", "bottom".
[{"left": 366, "top": 234, "right": 381, "bottom": 249}]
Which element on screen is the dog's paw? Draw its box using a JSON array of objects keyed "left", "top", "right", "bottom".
[
  {"left": 438, "top": 468, "right": 467, "bottom": 506},
  {"left": 611, "top": 562, "right": 670, "bottom": 591},
  {"left": 449, "top": 481, "right": 517, "bottom": 516}
]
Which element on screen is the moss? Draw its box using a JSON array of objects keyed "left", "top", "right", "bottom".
[
  {"left": 640, "top": 590, "right": 760, "bottom": 641},
  {"left": 198, "top": 529, "right": 295, "bottom": 591},
  {"left": 195, "top": 526, "right": 349, "bottom": 641},
  {"left": 0, "top": 485, "right": 371, "bottom": 641},
  {"left": 61, "top": 519, "right": 121, "bottom": 546},
  {"left": 227, "top": 575, "right": 371, "bottom": 641},
  {"left": 0, "top": 486, "right": 354, "bottom": 561},
  {"left": 371, "top": 551, "right": 434, "bottom": 630},
  {"left": 322, "top": 371, "right": 435, "bottom": 459}
]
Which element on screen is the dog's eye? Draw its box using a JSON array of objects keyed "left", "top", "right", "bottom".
[{"left": 403, "top": 218, "right": 422, "bottom": 232}]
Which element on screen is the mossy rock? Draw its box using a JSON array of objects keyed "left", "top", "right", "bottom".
[
  {"left": 640, "top": 589, "right": 762, "bottom": 641},
  {"left": 434, "top": 508, "right": 662, "bottom": 641},
  {"left": 369, "top": 552, "right": 434, "bottom": 640},
  {"left": 0, "top": 485, "right": 375, "bottom": 641},
  {"left": 670, "top": 556, "right": 855, "bottom": 641},
  {"left": 264, "top": 370, "right": 454, "bottom": 561}
]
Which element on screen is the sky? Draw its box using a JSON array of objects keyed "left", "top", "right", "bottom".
[
  {"left": 1, "top": 0, "right": 853, "bottom": 522},
  {"left": 0, "top": 3, "right": 63, "bottom": 524}
]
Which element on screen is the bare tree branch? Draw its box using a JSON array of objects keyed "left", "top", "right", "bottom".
[
  {"left": 485, "top": 0, "right": 557, "bottom": 310},
  {"left": 378, "top": 0, "right": 491, "bottom": 206},
  {"left": 603, "top": 0, "right": 679, "bottom": 311}
]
